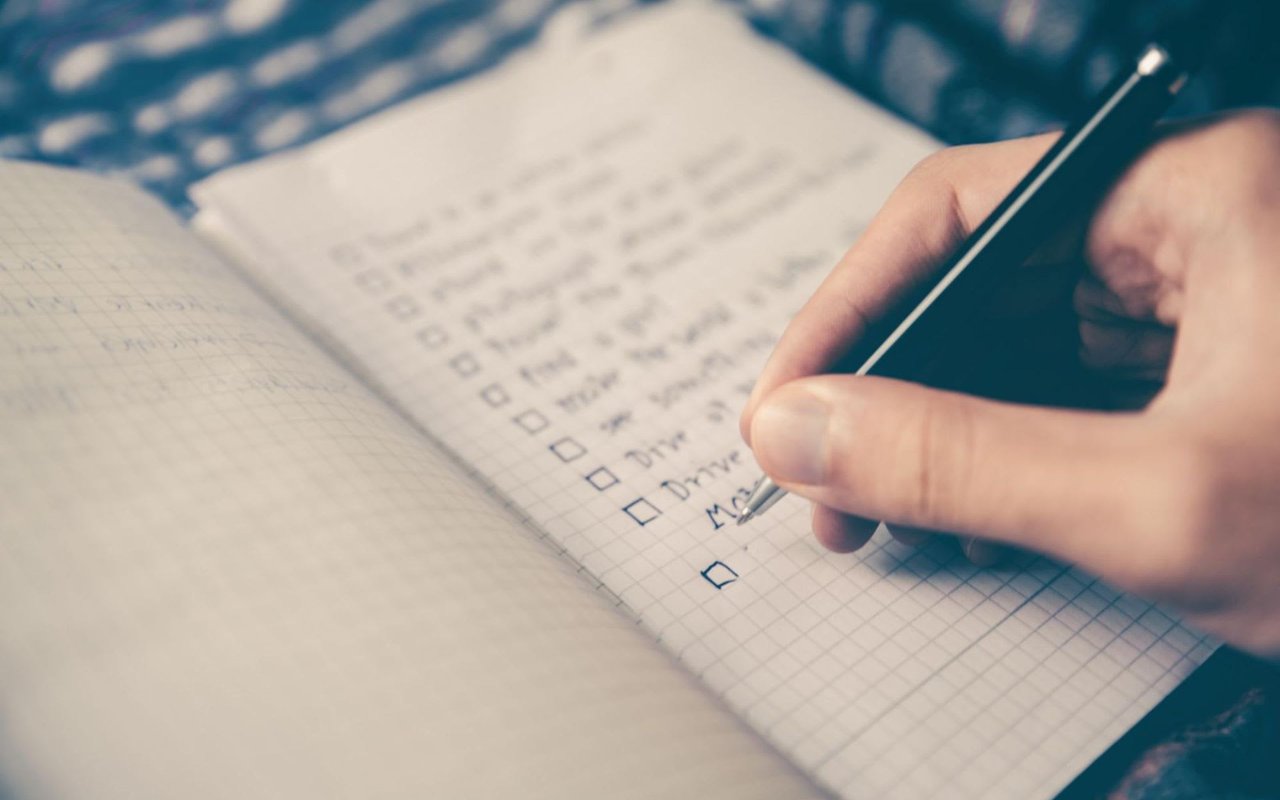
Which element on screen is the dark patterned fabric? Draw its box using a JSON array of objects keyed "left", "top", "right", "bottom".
[
  {"left": 749, "top": 0, "right": 1280, "bottom": 147},
  {"left": 1062, "top": 649, "right": 1280, "bottom": 800},
  {"left": 1112, "top": 687, "right": 1279, "bottom": 800},
  {"left": 1, "top": 1, "right": 1277, "bottom": 797},
  {"left": 3, "top": 0, "right": 1277, "bottom": 207},
  {"left": 0, "top": 0, "right": 584, "bottom": 207}
]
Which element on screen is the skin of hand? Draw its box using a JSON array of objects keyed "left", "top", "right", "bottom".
[{"left": 739, "top": 111, "right": 1280, "bottom": 660}]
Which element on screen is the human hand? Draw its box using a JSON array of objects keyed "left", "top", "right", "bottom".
[{"left": 739, "top": 111, "right": 1280, "bottom": 659}]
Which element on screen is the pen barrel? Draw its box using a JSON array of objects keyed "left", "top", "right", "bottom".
[{"left": 844, "top": 48, "right": 1189, "bottom": 382}]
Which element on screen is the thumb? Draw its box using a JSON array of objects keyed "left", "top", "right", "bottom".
[{"left": 748, "top": 376, "right": 1144, "bottom": 565}]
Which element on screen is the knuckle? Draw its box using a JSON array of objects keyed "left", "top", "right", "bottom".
[
  {"left": 1090, "top": 110, "right": 1280, "bottom": 286},
  {"left": 1077, "top": 323, "right": 1117, "bottom": 370},
  {"left": 899, "top": 147, "right": 970, "bottom": 197},
  {"left": 899, "top": 395, "right": 974, "bottom": 529},
  {"left": 909, "top": 148, "right": 960, "bottom": 179},
  {"left": 894, "top": 150, "right": 972, "bottom": 240}
]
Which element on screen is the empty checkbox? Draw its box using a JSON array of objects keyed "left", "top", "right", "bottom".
[
  {"left": 623, "top": 497, "right": 661, "bottom": 527},
  {"left": 585, "top": 466, "right": 619, "bottom": 491},
  {"left": 449, "top": 353, "right": 481, "bottom": 377},
  {"left": 386, "top": 295, "right": 422, "bottom": 321},
  {"left": 700, "top": 561, "right": 739, "bottom": 590},
  {"left": 513, "top": 409, "right": 550, "bottom": 434},
  {"left": 480, "top": 384, "right": 510, "bottom": 408},
  {"left": 329, "top": 243, "right": 363, "bottom": 268},
  {"left": 354, "top": 269, "right": 392, "bottom": 294},
  {"left": 549, "top": 437, "right": 587, "bottom": 463},
  {"left": 416, "top": 326, "right": 449, "bottom": 350}
]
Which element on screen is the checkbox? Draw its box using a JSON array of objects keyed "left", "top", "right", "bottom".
[
  {"left": 386, "top": 295, "right": 421, "bottom": 321},
  {"left": 449, "top": 352, "right": 481, "bottom": 377},
  {"left": 329, "top": 244, "right": 363, "bottom": 268},
  {"left": 623, "top": 497, "right": 661, "bottom": 527},
  {"left": 549, "top": 437, "right": 587, "bottom": 463},
  {"left": 513, "top": 409, "right": 549, "bottom": 434},
  {"left": 416, "top": 325, "right": 449, "bottom": 350},
  {"left": 585, "top": 466, "right": 619, "bottom": 491},
  {"left": 354, "top": 269, "right": 392, "bottom": 294},
  {"left": 480, "top": 384, "right": 510, "bottom": 408},
  {"left": 700, "top": 560, "right": 739, "bottom": 590}
]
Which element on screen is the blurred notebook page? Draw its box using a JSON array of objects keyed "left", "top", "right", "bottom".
[
  {"left": 0, "top": 161, "right": 821, "bottom": 800},
  {"left": 193, "top": 4, "right": 1214, "bottom": 798}
]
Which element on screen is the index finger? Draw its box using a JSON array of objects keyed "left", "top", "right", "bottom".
[{"left": 740, "top": 133, "right": 1059, "bottom": 443}]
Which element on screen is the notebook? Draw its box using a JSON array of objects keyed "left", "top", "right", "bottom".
[{"left": 0, "top": 3, "right": 1213, "bottom": 798}]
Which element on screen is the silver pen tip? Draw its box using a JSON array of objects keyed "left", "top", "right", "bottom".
[{"left": 736, "top": 509, "right": 755, "bottom": 526}]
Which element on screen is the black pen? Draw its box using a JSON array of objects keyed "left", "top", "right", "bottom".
[{"left": 738, "top": 5, "right": 1227, "bottom": 525}]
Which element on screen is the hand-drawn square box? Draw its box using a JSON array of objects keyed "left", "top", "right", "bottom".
[
  {"left": 386, "top": 294, "right": 422, "bottom": 322},
  {"left": 354, "top": 269, "right": 392, "bottom": 295},
  {"left": 416, "top": 325, "right": 449, "bottom": 350},
  {"left": 449, "top": 352, "right": 481, "bottom": 377},
  {"left": 585, "top": 466, "right": 619, "bottom": 491},
  {"left": 329, "top": 243, "right": 363, "bottom": 268},
  {"left": 700, "top": 561, "right": 739, "bottom": 590},
  {"left": 549, "top": 437, "right": 587, "bottom": 463},
  {"left": 513, "top": 409, "right": 550, "bottom": 434},
  {"left": 480, "top": 384, "right": 510, "bottom": 408},
  {"left": 623, "top": 497, "right": 661, "bottom": 527}
]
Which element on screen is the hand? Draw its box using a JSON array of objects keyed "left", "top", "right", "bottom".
[{"left": 739, "top": 111, "right": 1280, "bottom": 660}]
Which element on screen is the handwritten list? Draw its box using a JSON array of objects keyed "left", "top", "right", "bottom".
[
  {"left": 326, "top": 124, "right": 869, "bottom": 548},
  {"left": 193, "top": 6, "right": 1213, "bottom": 799}
]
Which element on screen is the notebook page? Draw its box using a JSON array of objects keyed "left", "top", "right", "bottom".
[
  {"left": 192, "top": 4, "right": 1215, "bottom": 798},
  {"left": 0, "top": 161, "right": 823, "bottom": 800}
]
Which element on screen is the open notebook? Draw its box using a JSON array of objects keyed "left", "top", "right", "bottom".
[{"left": 0, "top": 4, "right": 1213, "bottom": 799}]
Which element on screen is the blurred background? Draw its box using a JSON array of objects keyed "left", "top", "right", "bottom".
[{"left": 1, "top": 0, "right": 1277, "bottom": 210}]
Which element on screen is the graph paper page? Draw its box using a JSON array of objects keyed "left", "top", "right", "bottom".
[
  {"left": 0, "top": 160, "right": 822, "bottom": 800},
  {"left": 193, "top": 4, "right": 1215, "bottom": 798}
]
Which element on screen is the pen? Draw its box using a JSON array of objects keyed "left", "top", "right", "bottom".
[{"left": 738, "top": 4, "right": 1227, "bottom": 526}]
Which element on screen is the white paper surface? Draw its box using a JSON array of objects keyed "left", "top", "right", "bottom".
[
  {"left": 193, "top": 5, "right": 1214, "bottom": 797},
  {"left": 0, "top": 159, "right": 821, "bottom": 800}
]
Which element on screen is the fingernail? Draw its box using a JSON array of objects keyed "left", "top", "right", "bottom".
[{"left": 751, "top": 388, "right": 829, "bottom": 485}]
